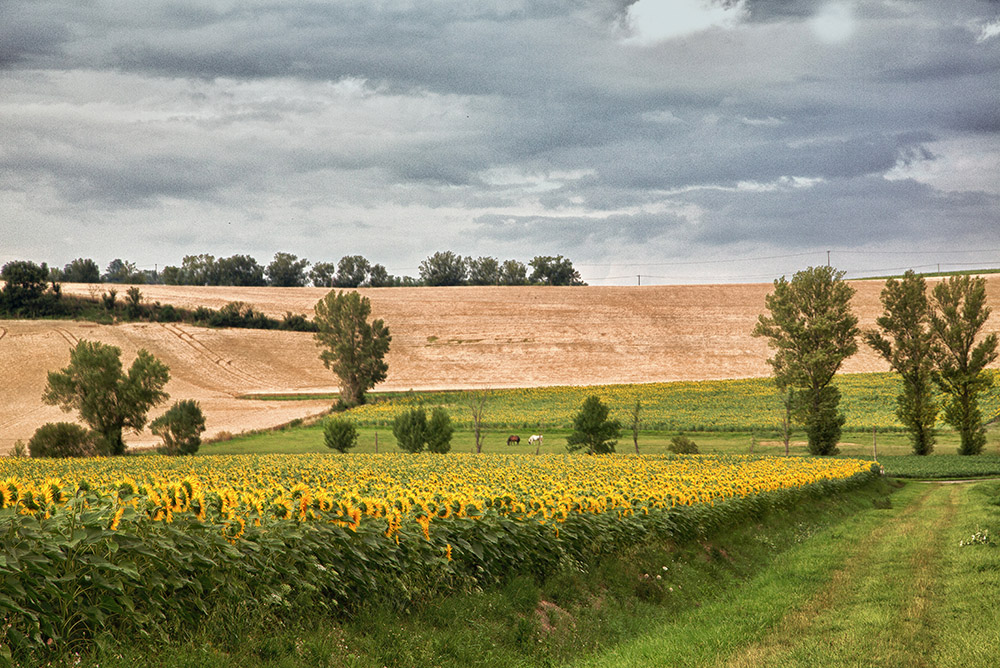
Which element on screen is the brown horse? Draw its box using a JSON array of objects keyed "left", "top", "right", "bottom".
[{"left": 507, "top": 435, "right": 520, "bottom": 446}]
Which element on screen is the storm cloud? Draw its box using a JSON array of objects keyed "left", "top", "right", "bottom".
[{"left": 1, "top": 0, "right": 998, "bottom": 283}]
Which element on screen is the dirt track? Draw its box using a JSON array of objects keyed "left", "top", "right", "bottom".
[{"left": 2, "top": 278, "right": 998, "bottom": 453}]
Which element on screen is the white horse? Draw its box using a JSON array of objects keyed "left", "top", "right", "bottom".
[{"left": 528, "top": 434, "right": 543, "bottom": 451}]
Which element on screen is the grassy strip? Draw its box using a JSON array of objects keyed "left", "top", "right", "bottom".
[
  {"left": 568, "top": 481, "right": 923, "bottom": 668},
  {"left": 55, "top": 476, "right": 890, "bottom": 668},
  {"left": 930, "top": 482, "right": 1000, "bottom": 666},
  {"left": 573, "top": 480, "right": 1000, "bottom": 668},
  {"left": 878, "top": 454, "right": 1000, "bottom": 479}
]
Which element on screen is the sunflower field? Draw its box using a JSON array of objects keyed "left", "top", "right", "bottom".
[
  {"left": 344, "top": 371, "right": 1000, "bottom": 433},
  {"left": 0, "top": 453, "right": 877, "bottom": 663}
]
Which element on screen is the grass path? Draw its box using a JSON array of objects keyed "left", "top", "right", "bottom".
[{"left": 574, "top": 481, "right": 1000, "bottom": 668}]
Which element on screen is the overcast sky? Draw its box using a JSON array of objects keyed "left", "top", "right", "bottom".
[{"left": 1, "top": 0, "right": 998, "bottom": 284}]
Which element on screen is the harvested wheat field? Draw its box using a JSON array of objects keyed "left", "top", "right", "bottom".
[{"left": 3, "top": 277, "right": 999, "bottom": 453}]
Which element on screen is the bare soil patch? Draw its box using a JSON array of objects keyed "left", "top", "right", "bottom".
[{"left": 3, "top": 278, "right": 998, "bottom": 453}]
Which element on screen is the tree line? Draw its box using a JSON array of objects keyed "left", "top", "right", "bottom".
[
  {"left": 754, "top": 267, "right": 997, "bottom": 457},
  {"left": 7, "top": 251, "right": 586, "bottom": 289}
]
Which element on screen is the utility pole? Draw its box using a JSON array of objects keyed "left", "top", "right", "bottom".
[
  {"left": 826, "top": 250, "right": 831, "bottom": 267},
  {"left": 637, "top": 274, "right": 641, "bottom": 286}
]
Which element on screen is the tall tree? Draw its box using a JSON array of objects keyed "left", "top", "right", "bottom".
[
  {"left": 529, "top": 255, "right": 585, "bottom": 286},
  {"left": 864, "top": 270, "right": 938, "bottom": 455},
  {"left": 103, "top": 259, "right": 142, "bottom": 284},
  {"left": 266, "top": 252, "right": 310, "bottom": 287},
  {"left": 752, "top": 266, "right": 859, "bottom": 455},
  {"left": 313, "top": 290, "right": 391, "bottom": 407},
  {"left": 499, "top": 259, "right": 528, "bottom": 286},
  {"left": 310, "top": 262, "right": 338, "bottom": 288},
  {"left": 62, "top": 258, "right": 101, "bottom": 283},
  {"left": 929, "top": 275, "right": 998, "bottom": 455},
  {"left": 335, "top": 255, "right": 371, "bottom": 288},
  {"left": 419, "top": 251, "right": 467, "bottom": 286},
  {"left": 467, "top": 256, "right": 501, "bottom": 285},
  {"left": 0, "top": 260, "right": 50, "bottom": 315},
  {"left": 43, "top": 340, "right": 170, "bottom": 455},
  {"left": 366, "top": 263, "right": 393, "bottom": 288},
  {"left": 216, "top": 254, "right": 266, "bottom": 286}
]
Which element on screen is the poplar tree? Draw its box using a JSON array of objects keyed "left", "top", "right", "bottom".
[
  {"left": 929, "top": 275, "right": 998, "bottom": 455},
  {"left": 753, "top": 266, "right": 859, "bottom": 455},
  {"left": 864, "top": 270, "right": 938, "bottom": 455}
]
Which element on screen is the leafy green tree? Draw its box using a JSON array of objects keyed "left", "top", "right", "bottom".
[
  {"left": 366, "top": 263, "right": 393, "bottom": 288},
  {"left": 335, "top": 255, "right": 371, "bottom": 288},
  {"left": 929, "top": 275, "right": 998, "bottom": 455},
  {"left": 216, "top": 254, "right": 266, "bottom": 286},
  {"left": 566, "top": 395, "right": 621, "bottom": 454},
  {"left": 864, "top": 271, "right": 938, "bottom": 455},
  {"left": 124, "top": 286, "right": 144, "bottom": 319},
  {"left": 42, "top": 340, "right": 170, "bottom": 456},
  {"left": 752, "top": 266, "right": 859, "bottom": 456},
  {"left": 103, "top": 259, "right": 143, "bottom": 284},
  {"left": 150, "top": 400, "right": 206, "bottom": 455},
  {"left": 467, "top": 256, "right": 501, "bottom": 285},
  {"left": 425, "top": 407, "right": 454, "bottom": 453},
  {"left": 310, "top": 262, "right": 338, "bottom": 288},
  {"left": 419, "top": 251, "right": 467, "bottom": 286},
  {"left": 28, "top": 422, "right": 103, "bottom": 458},
  {"left": 499, "top": 259, "right": 529, "bottom": 286},
  {"left": 175, "top": 254, "right": 218, "bottom": 285},
  {"left": 393, "top": 407, "right": 427, "bottom": 453},
  {"left": 61, "top": 258, "right": 101, "bottom": 283},
  {"left": 323, "top": 416, "right": 359, "bottom": 453},
  {"left": 0, "top": 260, "right": 50, "bottom": 315},
  {"left": 529, "top": 255, "right": 585, "bottom": 286},
  {"left": 266, "top": 252, "right": 310, "bottom": 287},
  {"left": 314, "top": 290, "right": 391, "bottom": 407}
]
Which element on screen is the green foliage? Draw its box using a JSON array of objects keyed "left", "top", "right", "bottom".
[
  {"left": 528, "top": 255, "right": 585, "bottom": 286},
  {"left": 0, "top": 260, "right": 51, "bottom": 316},
  {"left": 864, "top": 270, "right": 938, "bottom": 455},
  {"left": 335, "top": 255, "right": 371, "bottom": 288},
  {"left": 323, "top": 417, "right": 359, "bottom": 453},
  {"left": 309, "top": 261, "right": 338, "bottom": 288},
  {"left": 669, "top": 435, "right": 699, "bottom": 454},
  {"left": 467, "top": 256, "right": 501, "bottom": 285},
  {"left": 11, "top": 440, "right": 28, "bottom": 458},
  {"left": 499, "top": 259, "right": 528, "bottom": 286},
  {"left": 42, "top": 340, "right": 171, "bottom": 455},
  {"left": 393, "top": 407, "right": 428, "bottom": 453},
  {"left": 101, "top": 288, "right": 117, "bottom": 311},
  {"left": 151, "top": 400, "right": 207, "bottom": 455},
  {"left": 419, "top": 251, "right": 468, "bottom": 286},
  {"left": 566, "top": 395, "right": 621, "bottom": 454},
  {"left": 313, "top": 290, "right": 391, "bottom": 407},
  {"left": 753, "top": 266, "right": 859, "bottom": 455},
  {"left": 930, "top": 275, "right": 999, "bottom": 455},
  {"left": 265, "top": 252, "right": 310, "bottom": 287},
  {"left": 103, "top": 258, "right": 143, "bottom": 283},
  {"left": 61, "top": 257, "right": 101, "bottom": 283},
  {"left": 426, "top": 407, "right": 455, "bottom": 454},
  {"left": 27, "top": 422, "right": 102, "bottom": 458}
]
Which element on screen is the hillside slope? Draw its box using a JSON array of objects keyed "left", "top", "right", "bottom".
[{"left": 2, "top": 278, "right": 998, "bottom": 453}]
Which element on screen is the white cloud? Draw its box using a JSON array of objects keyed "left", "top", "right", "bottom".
[
  {"left": 973, "top": 19, "right": 1000, "bottom": 44},
  {"left": 810, "top": 3, "right": 855, "bottom": 44},
  {"left": 624, "top": 0, "right": 747, "bottom": 44}
]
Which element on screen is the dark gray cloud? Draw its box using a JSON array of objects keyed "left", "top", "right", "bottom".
[{"left": 2, "top": 0, "right": 999, "bottom": 282}]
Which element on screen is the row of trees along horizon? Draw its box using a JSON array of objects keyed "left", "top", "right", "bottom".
[{"left": 5, "top": 251, "right": 586, "bottom": 289}]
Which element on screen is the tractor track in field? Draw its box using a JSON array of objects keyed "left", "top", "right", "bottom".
[{"left": 158, "top": 322, "right": 265, "bottom": 387}]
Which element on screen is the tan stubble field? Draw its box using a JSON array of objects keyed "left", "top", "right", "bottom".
[{"left": 2, "top": 277, "right": 998, "bottom": 454}]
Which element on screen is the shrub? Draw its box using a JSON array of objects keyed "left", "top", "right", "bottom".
[
  {"left": 324, "top": 417, "right": 359, "bottom": 453},
  {"left": 28, "top": 422, "right": 100, "bottom": 458},
  {"left": 669, "top": 435, "right": 699, "bottom": 454},
  {"left": 124, "top": 286, "right": 144, "bottom": 319},
  {"left": 393, "top": 407, "right": 427, "bottom": 453},
  {"left": 150, "top": 400, "right": 206, "bottom": 455},
  {"left": 10, "top": 440, "right": 28, "bottom": 458},
  {"left": 425, "top": 407, "right": 454, "bottom": 454},
  {"left": 101, "top": 288, "right": 117, "bottom": 311}
]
